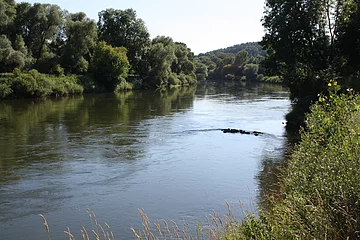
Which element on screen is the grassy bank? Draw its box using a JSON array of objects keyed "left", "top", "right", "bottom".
[
  {"left": 0, "top": 70, "right": 83, "bottom": 99},
  {"left": 223, "top": 82, "right": 360, "bottom": 239}
]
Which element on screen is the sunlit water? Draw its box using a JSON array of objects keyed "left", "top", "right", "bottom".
[{"left": 0, "top": 82, "right": 290, "bottom": 239}]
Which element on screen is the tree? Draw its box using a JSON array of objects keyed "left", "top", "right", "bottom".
[
  {"left": 171, "top": 42, "right": 195, "bottom": 76},
  {"left": 61, "top": 12, "right": 97, "bottom": 74},
  {"left": 234, "top": 50, "right": 248, "bottom": 67},
  {"left": 27, "top": 4, "right": 63, "bottom": 65},
  {"left": 243, "top": 64, "right": 259, "bottom": 81},
  {"left": 195, "top": 61, "right": 208, "bottom": 80},
  {"left": 336, "top": 1, "right": 360, "bottom": 76},
  {"left": 0, "top": 35, "right": 26, "bottom": 72},
  {"left": 90, "top": 41, "right": 130, "bottom": 91},
  {"left": 144, "top": 36, "right": 176, "bottom": 86},
  {"left": 0, "top": 0, "right": 16, "bottom": 34},
  {"left": 97, "top": 8, "right": 150, "bottom": 73},
  {"left": 261, "top": 0, "right": 330, "bottom": 99},
  {"left": 261, "top": 0, "right": 360, "bottom": 99}
]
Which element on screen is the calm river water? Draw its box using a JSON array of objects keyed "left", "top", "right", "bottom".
[{"left": 0, "top": 82, "right": 290, "bottom": 239}]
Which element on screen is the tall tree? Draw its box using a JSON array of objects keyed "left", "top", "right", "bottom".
[
  {"left": 97, "top": 8, "right": 150, "bottom": 73},
  {"left": 90, "top": 41, "right": 130, "bottom": 91},
  {"left": 261, "top": 0, "right": 331, "bottom": 99},
  {"left": 336, "top": 1, "right": 360, "bottom": 76},
  {"left": 144, "top": 36, "right": 176, "bottom": 86},
  {"left": 0, "top": 0, "right": 16, "bottom": 34},
  {"left": 61, "top": 12, "right": 97, "bottom": 74},
  {"left": 171, "top": 42, "right": 195, "bottom": 76},
  {"left": 28, "top": 4, "right": 63, "bottom": 64},
  {"left": 261, "top": 0, "right": 360, "bottom": 99}
]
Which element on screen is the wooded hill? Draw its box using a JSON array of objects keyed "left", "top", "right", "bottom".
[{"left": 196, "top": 42, "right": 280, "bottom": 82}]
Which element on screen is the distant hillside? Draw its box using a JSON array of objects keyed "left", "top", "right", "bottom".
[
  {"left": 198, "top": 42, "right": 266, "bottom": 57},
  {"left": 195, "top": 42, "right": 281, "bottom": 83}
]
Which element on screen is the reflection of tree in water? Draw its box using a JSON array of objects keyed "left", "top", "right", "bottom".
[
  {"left": 0, "top": 87, "right": 198, "bottom": 222},
  {"left": 0, "top": 86, "right": 198, "bottom": 183},
  {"left": 196, "top": 81, "right": 288, "bottom": 100},
  {"left": 0, "top": 97, "right": 85, "bottom": 179}
]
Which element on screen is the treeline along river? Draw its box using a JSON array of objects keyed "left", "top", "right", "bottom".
[{"left": 0, "top": 82, "right": 290, "bottom": 239}]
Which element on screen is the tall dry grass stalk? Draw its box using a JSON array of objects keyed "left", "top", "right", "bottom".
[
  {"left": 131, "top": 201, "right": 246, "bottom": 240},
  {"left": 39, "top": 210, "right": 115, "bottom": 240},
  {"left": 39, "top": 214, "right": 51, "bottom": 240}
]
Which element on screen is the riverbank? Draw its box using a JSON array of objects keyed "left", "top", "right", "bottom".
[
  {"left": 223, "top": 84, "right": 360, "bottom": 239},
  {"left": 0, "top": 70, "right": 83, "bottom": 99}
]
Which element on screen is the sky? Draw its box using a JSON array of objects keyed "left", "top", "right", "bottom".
[{"left": 23, "top": 0, "right": 265, "bottom": 54}]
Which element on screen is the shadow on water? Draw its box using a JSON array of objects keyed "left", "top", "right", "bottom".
[
  {"left": 197, "top": 81, "right": 289, "bottom": 100},
  {"left": 256, "top": 107, "right": 301, "bottom": 211}
]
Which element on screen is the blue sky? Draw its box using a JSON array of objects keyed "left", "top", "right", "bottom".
[{"left": 23, "top": 0, "right": 265, "bottom": 54}]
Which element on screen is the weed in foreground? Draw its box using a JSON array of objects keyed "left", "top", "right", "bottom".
[
  {"left": 39, "top": 209, "right": 115, "bottom": 240},
  {"left": 131, "top": 201, "right": 250, "bottom": 240}
]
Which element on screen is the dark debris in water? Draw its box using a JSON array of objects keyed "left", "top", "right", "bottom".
[{"left": 221, "top": 128, "right": 264, "bottom": 136}]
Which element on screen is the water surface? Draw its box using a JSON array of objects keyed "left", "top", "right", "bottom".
[{"left": 0, "top": 82, "right": 290, "bottom": 239}]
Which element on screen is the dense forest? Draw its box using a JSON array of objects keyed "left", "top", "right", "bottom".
[{"left": 0, "top": 0, "right": 208, "bottom": 98}]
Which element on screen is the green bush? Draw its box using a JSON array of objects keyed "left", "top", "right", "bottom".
[
  {"left": 114, "top": 78, "right": 133, "bottom": 92},
  {"left": 261, "top": 75, "right": 282, "bottom": 83},
  {"left": 0, "top": 70, "right": 83, "bottom": 99},
  {"left": 168, "top": 73, "right": 181, "bottom": 86},
  {"left": 0, "top": 80, "right": 13, "bottom": 98}
]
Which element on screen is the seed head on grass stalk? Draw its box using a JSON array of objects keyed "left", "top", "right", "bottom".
[{"left": 39, "top": 214, "right": 52, "bottom": 240}]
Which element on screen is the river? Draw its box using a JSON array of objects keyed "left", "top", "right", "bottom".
[{"left": 0, "top": 82, "right": 290, "bottom": 239}]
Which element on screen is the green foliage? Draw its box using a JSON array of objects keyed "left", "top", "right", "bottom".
[
  {"left": 60, "top": 12, "right": 97, "bottom": 74},
  {"left": 337, "top": 1, "right": 360, "bottom": 76},
  {"left": 242, "top": 64, "right": 258, "bottom": 81},
  {"left": 0, "top": 1, "right": 200, "bottom": 91},
  {"left": 97, "top": 8, "right": 150, "bottom": 73},
  {"left": 0, "top": 74, "right": 13, "bottom": 98},
  {"left": 197, "top": 42, "right": 267, "bottom": 81},
  {"left": 260, "top": 75, "right": 282, "bottom": 83},
  {"left": 90, "top": 41, "right": 130, "bottom": 91},
  {"left": 0, "top": 34, "right": 27, "bottom": 72},
  {"left": 261, "top": 0, "right": 360, "bottom": 101},
  {"left": 0, "top": 0, "right": 16, "bottom": 32},
  {"left": 224, "top": 84, "right": 360, "bottom": 239},
  {"left": 26, "top": 3, "right": 63, "bottom": 64},
  {"left": 0, "top": 70, "right": 83, "bottom": 99},
  {"left": 195, "top": 61, "right": 208, "bottom": 81},
  {"left": 144, "top": 36, "right": 176, "bottom": 87},
  {"left": 168, "top": 73, "right": 181, "bottom": 86},
  {"left": 114, "top": 78, "right": 133, "bottom": 92}
]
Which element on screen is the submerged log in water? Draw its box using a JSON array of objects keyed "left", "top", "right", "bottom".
[{"left": 221, "top": 128, "right": 264, "bottom": 136}]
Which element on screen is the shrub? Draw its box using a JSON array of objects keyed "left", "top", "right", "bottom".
[
  {"left": 261, "top": 75, "right": 282, "bottom": 83},
  {"left": 114, "top": 78, "right": 133, "bottom": 92},
  {"left": 0, "top": 79, "right": 13, "bottom": 98},
  {"left": 168, "top": 73, "right": 181, "bottom": 86},
  {"left": 0, "top": 70, "right": 83, "bottom": 99}
]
